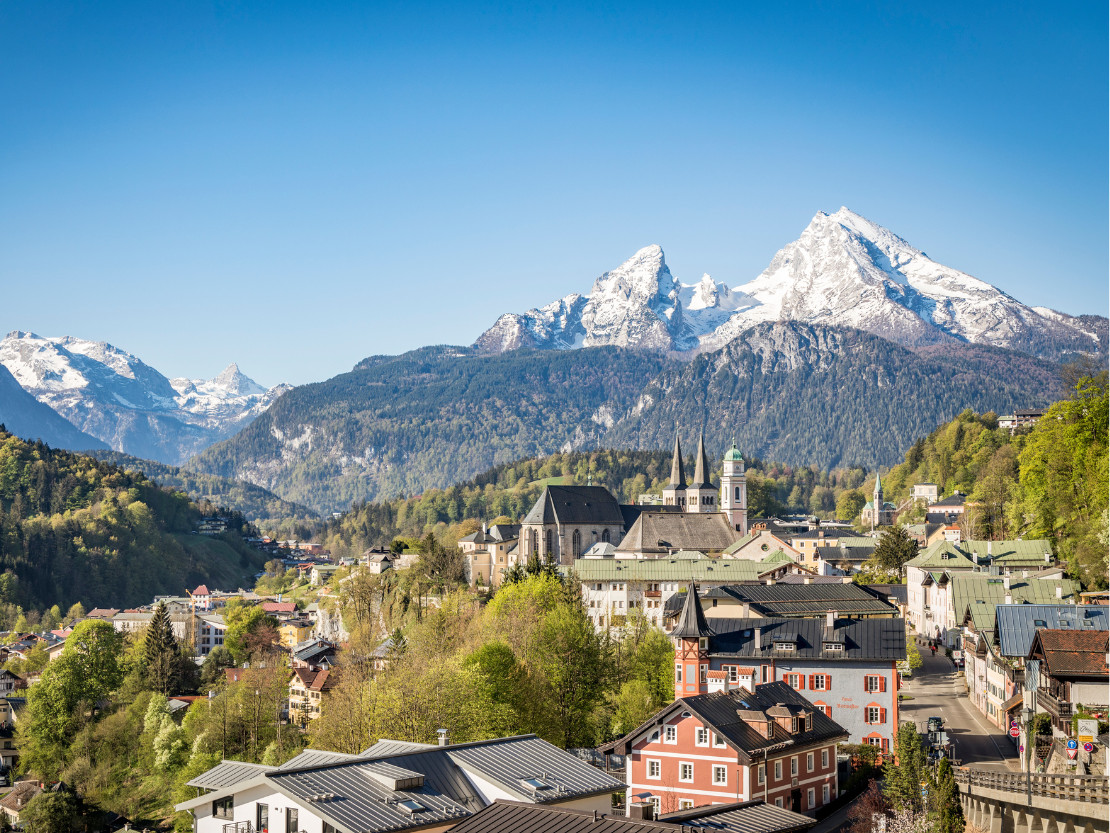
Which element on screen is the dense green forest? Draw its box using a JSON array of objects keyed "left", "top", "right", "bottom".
[
  {"left": 879, "top": 373, "right": 1108, "bottom": 588},
  {"left": 317, "top": 448, "right": 870, "bottom": 558},
  {"left": 189, "top": 345, "right": 675, "bottom": 512},
  {"left": 90, "top": 449, "right": 317, "bottom": 530},
  {"left": 605, "top": 322, "right": 1064, "bottom": 469},
  {"left": 0, "top": 429, "right": 267, "bottom": 612},
  {"left": 188, "top": 326, "right": 1064, "bottom": 515}
]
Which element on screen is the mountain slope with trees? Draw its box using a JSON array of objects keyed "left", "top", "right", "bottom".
[
  {"left": 189, "top": 325, "right": 1064, "bottom": 515},
  {"left": 0, "top": 429, "right": 266, "bottom": 611}
]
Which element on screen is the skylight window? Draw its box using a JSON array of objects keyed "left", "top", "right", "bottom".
[
  {"left": 398, "top": 800, "right": 425, "bottom": 814},
  {"left": 522, "top": 778, "right": 550, "bottom": 791},
  {"left": 1033, "top": 620, "right": 1046, "bottom": 628}
]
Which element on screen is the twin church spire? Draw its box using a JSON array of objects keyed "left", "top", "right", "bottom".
[{"left": 662, "top": 432, "right": 747, "bottom": 533}]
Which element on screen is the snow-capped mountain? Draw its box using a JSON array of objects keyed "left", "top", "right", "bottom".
[
  {"left": 0, "top": 363, "right": 108, "bottom": 451},
  {"left": 474, "top": 208, "right": 1106, "bottom": 359},
  {"left": 0, "top": 332, "right": 290, "bottom": 463}
]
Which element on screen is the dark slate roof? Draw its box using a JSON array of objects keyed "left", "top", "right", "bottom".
[
  {"left": 615, "top": 512, "right": 741, "bottom": 554},
  {"left": 707, "top": 617, "right": 906, "bottom": 662},
  {"left": 930, "top": 493, "right": 967, "bottom": 507},
  {"left": 1030, "top": 629, "right": 1110, "bottom": 676},
  {"left": 715, "top": 583, "right": 898, "bottom": 618},
  {"left": 522, "top": 486, "right": 625, "bottom": 526},
  {"left": 488, "top": 524, "right": 520, "bottom": 542},
  {"left": 671, "top": 584, "right": 711, "bottom": 638},
  {"left": 605, "top": 681, "right": 848, "bottom": 761},
  {"left": 863, "top": 584, "right": 908, "bottom": 606},
  {"left": 773, "top": 574, "right": 849, "bottom": 585},
  {"left": 995, "top": 605, "right": 1109, "bottom": 659},
  {"left": 822, "top": 546, "right": 876, "bottom": 564},
  {"left": 447, "top": 799, "right": 817, "bottom": 833}
]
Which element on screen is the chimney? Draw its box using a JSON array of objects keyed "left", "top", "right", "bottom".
[
  {"left": 1004, "top": 593, "right": 1012, "bottom": 606},
  {"left": 1056, "top": 586, "right": 1063, "bottom": 600},
  {"left": 1003, "top": 576, "right": 1011, "bottom": 591},
  {"left": 628, "top": 801, "right": 655, "bottom": 821},
  {"left": 804, "top": 576, "right": 812, "bottom": 585},
  {"left": 987, "top": 541, "right": 993, "bottom": 557},
  {"left": 437, "top": 728, "right": 449, "bottom": 747},
  {"left": 826, "top": 611, "right": 835, "bottom": 628},
  {"left": 1044, "top": 552, "right": 1052, "bottom": 564},
  {"left": 753, "top": 627, "right": 761, "bottom": 651}
]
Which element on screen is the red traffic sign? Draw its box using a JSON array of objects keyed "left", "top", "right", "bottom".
[
  {"left": 1009, "top": 727, "right": 1021, "bottom": 737},
  {"left": 1083, "top": 742, "right": 1095, "bottom": 753}
]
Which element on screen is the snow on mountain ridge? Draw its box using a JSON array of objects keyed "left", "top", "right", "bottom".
[
  {"left": 0, "top": 332, "right": 289, "bottom": 463},
  {"left": 474, "top": 207, "right": 1104, "bottom": 359}
]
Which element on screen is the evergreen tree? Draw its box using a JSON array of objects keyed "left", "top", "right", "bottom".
[
  {"left": 873, "top": 525, "right": 920, "bottom": 571},
  {"left": 883, "top": 722, "right": 927, "bottom": 813},
  {"left": 145, "top": 602, "right": 181, "bottom": 696},
  {"left": 928, "top": 758, "right": 964, "bottom": 833}
]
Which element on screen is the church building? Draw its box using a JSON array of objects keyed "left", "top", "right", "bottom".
[{"left": 662, "top": 434, "right": 748, "bottom": 534}]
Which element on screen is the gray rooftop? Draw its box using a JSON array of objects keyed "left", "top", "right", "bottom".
[{"left": 995, "top": 604, "right": 1109, "bottom": 659}]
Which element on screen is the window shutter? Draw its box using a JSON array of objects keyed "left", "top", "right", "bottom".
[
  {"left": 881, "top": 738, "right": 890, "bottom": 753},
  {"left": 880, "top": 708, "right": 887, "bottom": 724},
  {"left": 825, "top": 674, "right": 832, "bottom": 691},
  {"left": 798, "top": 674, "right": 805, "bottom": 690},
  {"left": 863, "top": 709, "right": 870, "bottom": 724},
  {"left": 809, "top": 674, "right": 816, "bottom": 689},
  {"left": 863, "top": 676, "right": 869, "bottom": 693},
  {"left": 879, "top": 675, "right": 887, "bottom": 693}
]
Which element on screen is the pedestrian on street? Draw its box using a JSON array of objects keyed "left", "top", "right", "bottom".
[{"left": 931, "top": 643, "right": 936, "bottom": 656}]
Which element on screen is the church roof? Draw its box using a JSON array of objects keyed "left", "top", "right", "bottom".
[
  {"left": 723, "top": 442, "right": 744, "bottom": 463},
  {"left": 691, "top": 435, "right": 714, "bottom": 489},
  {"left": 668, "top": 434, "right": 687, "bottom": 489},
  {"left": 522, "top": 486, "right": 625, "bottom": 527},
  {"left": 670, "top": 583, "right": 710, "bottom": 639},
  {"left": 615, "top": 512, "right": 742, "bottom": 555}
]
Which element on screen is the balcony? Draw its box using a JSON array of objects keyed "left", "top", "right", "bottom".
[
  {"left": 1037, "top": 688, "right": 1073, "bottom": 720},
  {"left": 644, "top": 590, "right": 661, "bottom": 598}
]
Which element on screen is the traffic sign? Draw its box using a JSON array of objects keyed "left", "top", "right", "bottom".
[
  {"left": 1067, "top": 748, "right": 1078, "bottom": 760},
  {"left": 1066, "top": 739, "right": 1078, "bottom": 750},
  {"left": 1083, "top": 742, "right": 1095, "bottom": 753},
  {"left": 1009, "top": 727, "right": 1020, "bottom": 737}
]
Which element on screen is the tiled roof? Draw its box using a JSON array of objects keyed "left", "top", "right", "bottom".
[
  {"left": 522, "top": 486, "right": 625, "bottom": 526},
  {"left": 1032, "top": 629, "right": 1110, "bottom": 676},
  {"left": 706, "top": 616, "right": 906, "bottom": 662},
  {"left": 616, "top": 512, "right": 742, "bottom": 555},
  {"left": 568, "top": 558, "right": 766, "bottom": 583},
  {"left": 446, "top": 799, "right": 817, "bottom": 833},
  {"left": 0, "top": 781, "right": 41, "bottom": 812},
  {"left": 605, "top": 681, "right": 848, "bottom": 761},
  {"left": 714, "top": 583, "right": 898, "bottom": 618}
]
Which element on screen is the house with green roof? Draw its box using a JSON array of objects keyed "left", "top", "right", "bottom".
[{"left": 906, "top": 539, "right": 1058, "bottom": 638}]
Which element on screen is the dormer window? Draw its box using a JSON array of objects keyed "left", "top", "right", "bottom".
[
  {"left": 805, "top": 713, "right": 812, "bottom": 732},
  {"left": 774, "top": 642, "right": 796, "bottom": 652},
  {"left": 823, "top": 642, "right": 844, "bottom": 652},
  {"left": 699, "top": 637, "right": 708, "bottom": 651},
  {"left": 766, "top": 723, "right": 774, "bottom": 739},
  {"left": 791, "top": 717, "right": 798, "bottom": 733}
]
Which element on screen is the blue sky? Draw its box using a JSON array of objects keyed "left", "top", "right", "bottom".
[{"left": 1, "top": 1, "right": 1106, "bottom": 386}]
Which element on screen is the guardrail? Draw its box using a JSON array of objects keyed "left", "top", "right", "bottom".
[{"left": 956, "top": 768, "right": 1109, "bottom": 805}]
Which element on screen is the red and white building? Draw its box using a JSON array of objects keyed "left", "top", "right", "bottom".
[{"left": 602, "top": 679, "right": 847, "bottom": 816}]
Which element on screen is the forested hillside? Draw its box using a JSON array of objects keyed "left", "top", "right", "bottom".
[
  {"left": 189, "top": 346, "right": 675, "bottom": 512},
  {"left": 90, "top": 450, "right": 317, "bottom": 530},
  {"left": 605, "top": 322, "right": 1064, "bottom": 468},
  {"left": 0, "top": 430, "right": 266, "bottom": 611},
  {"left": 189, "top": 326, "right": 1064, "bottom": 515},
  {"left": 317, "top": 448, "right": 870, "bottom": 558},
  {"left": 881, "top": 374, "right": 1108, "bottom": 588}
]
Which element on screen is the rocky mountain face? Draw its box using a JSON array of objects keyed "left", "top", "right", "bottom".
[
  {"left": 0, "top": 332, "right": 289, "bottom": 463},
  {"left": 0, "top": 363, "right": 108, "bottom": 451},
  {"left": 190, "top": 326, "right": 1063, "bottom": 514},
  {"left": 475, "top": 208, "right": 1106, "bottom": 361}
]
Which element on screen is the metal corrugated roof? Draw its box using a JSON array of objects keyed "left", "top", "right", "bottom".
[
  {"left": 186, "top": 759, "right": 269, "bottom": 789},
  {"left": 568, "top": 558, "right": 765, "bottom": 582},
  {"left": 277, "top": 749, "right": 361, "bottom": 770},
  {"left": 995, "top": 605, "right": 1109, "bottom": 658},
  {"left": 361, "top": 739, "right": 436, "bottom": 757},
  {"left": 707, "top": 616, "right": 906, "bottom": 662}
]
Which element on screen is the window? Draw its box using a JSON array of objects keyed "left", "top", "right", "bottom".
[
  {"left": 775, "top": 797, "right": 783, "bottom": 808},
  {"left": 865, "top": 675, "right": 885, "bottom": 693},
  {"left": 713, "top": 765, "right": 727, "bottom": 785},
  {"left": 823, "top": 783, "right": 830, "bottom": 804},
  {"left": 766, "top": 722, "right": 775, "bottom": 739},
  {"left": 647, "top": 759, "right": 661, "bottom": 779},
  {"left": 866, "top": 706, "right": 886, "bottom": 724},
  {"left": 286, "top": 809, "right": 298, "bottom": 833},
  {"left": 212, "top": 797, "right": 233, "bottom": 821},
  {"left": 775, "top": 642, "right": 796, "bottom": 652},
  {"left": 791, "top": 756, "right": 798, "bottom": 776},
  {"left": 807, "top": 788, "right": 815, "bottom": 809},
  {"left": 713, "top": 732, "right": 726, "bottom": 747},
  {"left": 675, "top": 664, "right": 682, "bottom": 684},
  {"left": 695, "top": 727, "right": 709, "bottom": 746},
  {"left": 679, "top": 799, "right": 694, "bottom": 810},
  {"left": 256, "top": 803, "right": 269, "bottom": 833},
  {"left": 725, "top": 665, "right": 738, "bottom": 683},
  {"left": 811, "top": 674, "right": 827, "bottom": 691},
  {"left": 786, "top": 673, "right": 802, "bottom": 689},
  {"left": 823, "top": 641, "right": 844, "bottom": 652},
  {"left": 679, "top": 762, "right": 694, "bottom": 782},
  {"left": 323, "top": 824, "right": 339, "bottom": 833},
  {"left": 822, "top": 748, "right": 829, "bottom": 768},
  {"left": 866, "top": 736, "right": 883, "bottom": 748},
  {"left": 757, "top": 764, "right": 765, "bottom": 784},
  {"left": 664, "top": 725, "right": 677, "bottom": 743},
  {"left": 807, "top": 752, "right": 814, "bottom": 772},
  {"left": 774, "top": 760, "right": 782, "bottom": 781},
  {"left": 806, "top": 713, "right": 812, "bottom": 732}
]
